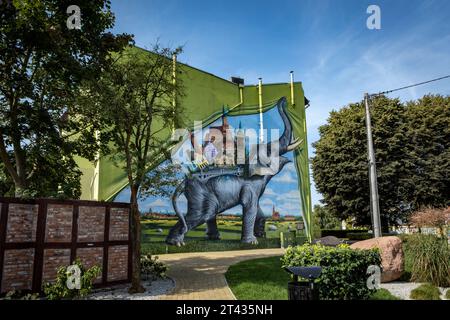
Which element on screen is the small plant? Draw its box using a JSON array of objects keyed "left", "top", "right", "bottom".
[
  {"left": 43, "top": 259, "right": 101, "bottom": 300},
  {"left": 369, "top": 288, "right": 400, "bottom": 300},
  {"left": 410, "top": 283, "right": 441, "bottom": 300},
  {"left": 408, "top": 234, "right": 450, "bottom": 287},
  {"left": 445, "top": 289, "right": 450, "bottom": 300},
  {"left": 140, "top": 254, "right": 168, "bottom": 281},
  {"left": 1, "top": 290, "right": 40, "bottom": 300}
]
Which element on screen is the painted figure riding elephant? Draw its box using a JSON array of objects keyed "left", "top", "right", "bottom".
[{"left": 166, "top": 97, "right": 302, "bottom": 246}]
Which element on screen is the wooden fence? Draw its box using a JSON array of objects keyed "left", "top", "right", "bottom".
[{"left": 0, "top": 197, "right": 131, "bottom": 293}]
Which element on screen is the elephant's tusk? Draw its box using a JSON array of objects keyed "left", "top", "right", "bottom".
[{"left": 287, "top": 138, "right": 303, "bottom": 151}]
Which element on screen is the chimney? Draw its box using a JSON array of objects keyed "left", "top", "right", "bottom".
[{"left": 230, "top": 77, "right": 244, "bottom": 85}]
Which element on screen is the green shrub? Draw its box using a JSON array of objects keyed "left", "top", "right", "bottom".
[
  {"left": 321, "top": 229, "right": 368, "bottom": 238},
  {"left": 408, "top": 234, "right": 450, "bottom": 287},
  {"left": 141, "top": 254, "right": 168, "bottom": 280},
  {"left": 397, "top": 234, "right": 414, "bottom": 243},
  {"left": 43, "top": 259, "right": 101, "bottom": 300},
  {"left": 369, "top": 288, "right": 400, "bottom": 300},
  {"left": 347, "top": 233, "right": 372, "bottom": 240},
  {"left": 410, "top": 283, "right": 441, "bottom": 300},
  {"left": 397, "top": 234, "right": 413, "bottom": 281},
  {"left": 281, "top": 243, "right": 381, "bottom": 300},
  {"left": 445, "top": 289, "right": 450, "bottom": 300}
]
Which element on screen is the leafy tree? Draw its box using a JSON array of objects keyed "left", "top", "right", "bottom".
[
  {"left": 0, "top": 0, "right": 132, "bottom": 197},
  {"left": 140, "top": 162, "right": 181, "bottom": 199},
  {"left": 409, "top": 207, "right": 450, "bottom": 237},
  {"left": 80, "top": 45, "right": 185, "bottom": 293},
  {"left": 0, "top": 161, "right": 14, "bottom": 196},
  {"left": 312, "top": 95, "right": 450, "bottom": 229},
  {"left": 313, "top": 204, "right": 341, "bottom": 230},
  {"left": 402, "top": 95, "right": 450, "bottom": 209}
]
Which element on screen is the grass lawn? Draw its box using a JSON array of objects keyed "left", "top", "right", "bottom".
[
  {"left": 225, "top": 256, "right": 401, "bottom": 300},
  {"left": 225, "top": 256, "right": 289, "bottom": 300},
  {"left": 141, "top": 219, "right": 299, "bottom": 242},
  {"left": 141, "top": 219, "right": 306, "bottom": 254}
]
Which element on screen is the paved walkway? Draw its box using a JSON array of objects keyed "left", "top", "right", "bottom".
[{"left": 157, "top": 248, "right": 285, "bottom": 300}]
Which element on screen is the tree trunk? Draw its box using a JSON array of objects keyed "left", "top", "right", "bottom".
[
  {"left": 128, "top": 185, "right": 145, "bottom": 293},
  {"left": 14, "top": 180, "right": 29, "bottom": 198}
]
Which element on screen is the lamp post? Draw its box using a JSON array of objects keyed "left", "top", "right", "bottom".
[{"left": 364, "top": 93, "right": 382, "bottom": 238}]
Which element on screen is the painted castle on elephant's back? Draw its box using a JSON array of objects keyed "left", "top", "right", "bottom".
[{"left": 75, "top": 46, "right": 313, "bottom": 241}]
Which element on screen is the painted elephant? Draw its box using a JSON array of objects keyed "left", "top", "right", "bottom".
[{"left": 166, "top": 97, "right": 302, "bottom": 246}]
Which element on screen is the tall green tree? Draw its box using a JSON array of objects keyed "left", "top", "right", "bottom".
[
  {"left": 402, "top": 95, "right": 450, "bottom": 208},
  {"left": 313, "top": 204, "right": 340, "bottom": 230},
  {"left": 0, "top": 0, "right": 132, "bottom": 197},
  {"left": 80, "top": 45, "right": 185, "bottom": 293},
  {"left": 312, "top": 95, "right": 450, "bottom": 229}
]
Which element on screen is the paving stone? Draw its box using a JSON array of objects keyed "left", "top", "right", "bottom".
[{"left": 157, "top": 248, "right": 284, "bottom": 300}]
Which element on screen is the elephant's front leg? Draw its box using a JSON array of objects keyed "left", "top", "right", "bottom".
[
  {"left": 206, "top": 215, "right": 221, "bottom": 240},
  {"left": 240, "top": 187, "right": 258, "bottom": 244},
  {"left": 166, "top": 212, "right": 206, "bottom": 246},
  {"left": 166, "top": 220, "right": 187, "bottom": 246}
]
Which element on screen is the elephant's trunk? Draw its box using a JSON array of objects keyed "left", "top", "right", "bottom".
[{"left": 275, "top": 97, "right": 303, "bottom": 155}]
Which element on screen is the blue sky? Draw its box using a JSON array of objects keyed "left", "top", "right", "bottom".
[{"left": 110, "top": 0, "right": 450, "bottom": 206}]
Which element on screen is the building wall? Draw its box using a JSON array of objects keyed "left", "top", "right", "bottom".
[{"left": 76, "top": 46, "right": 313, "bottom": 240}]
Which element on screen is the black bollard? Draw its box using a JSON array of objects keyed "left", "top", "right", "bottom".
[{"left": 284, "top": 266, "right": 322, "bottom": 300}]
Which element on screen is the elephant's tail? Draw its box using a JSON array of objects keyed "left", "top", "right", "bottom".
[{"left": 172, "top": 181, "right": 188, "bottom": 233}]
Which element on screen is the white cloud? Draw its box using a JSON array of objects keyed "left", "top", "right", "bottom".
[
  {"left": 276, "top": 190, "right": 301, "bottom": 202},
  {"left": 148, "top": 199, "right": 170, "bottom": 208},
  {"left": 260, "top": 198, "right": 274, "bottom": 207},
  {"left": 263, "top": 187, "right": 276, "bottom": 196},
  {"left": 283, "top": 162, "right": 297, "bottom": 174},
  {"left": 273, "top": 171, "right": 297, "bottom": 184}
]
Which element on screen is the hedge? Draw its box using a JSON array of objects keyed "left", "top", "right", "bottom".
[
  {"left": 347, "top": 233, "right": 373, "bottom": 241},
  {"left": 281, "top": 243, "right": 381, "bottom": 300},
  {"left": 347, "top": 233, "right": 396, "bottom": 241},
  {"left": 321, "top": 229, "right": 369, "bottom": 238}
]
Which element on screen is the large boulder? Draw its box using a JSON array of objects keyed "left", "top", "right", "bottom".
[
  {"left": 350, "top": 236, "right": 404, "bottom": 283},
  {"left": 312, "top": 236, "right": 342, "bottom": 247}
]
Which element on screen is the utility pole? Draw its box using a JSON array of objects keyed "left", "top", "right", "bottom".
[{"left": 364, "top": 93, "right": 382, "bottom": 238}]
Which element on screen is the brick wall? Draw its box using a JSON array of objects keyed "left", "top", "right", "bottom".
[
  {"left": 42, "top": 249, "right": 71, "bottom": 283},
  {"left": 107, "top": 246, "right": 129, "bottom": 282},
  {"left": 6, "top": 204, "right": 38, "bottom": 243},
  {"left": 109, "top": 208, "right": 129, "bottom": 241},
  {"left": 1, "top": 249, "right": 34, "bottom": 291},
  {"left": 45, "top": 204, "right": 73, "bottom": 243},
  {"left": 78, "top": 206, "right": 105, "bottom": 242},
  {"left": 0, "top": 198, "right": 131, "bottom": 293}
]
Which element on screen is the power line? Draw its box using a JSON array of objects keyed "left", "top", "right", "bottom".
[{"left": 370, "top": 74, "right": 450, "bottom": 97}]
